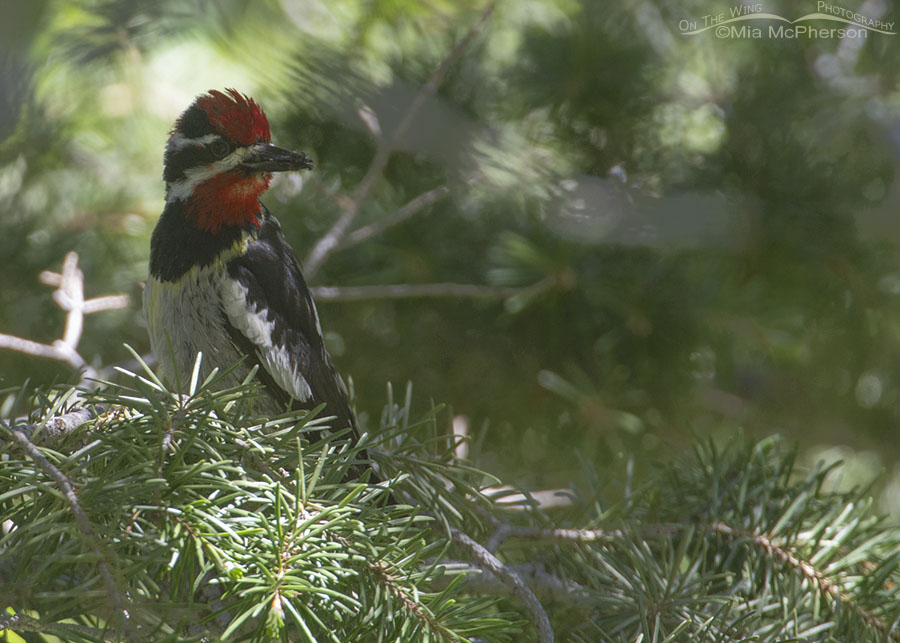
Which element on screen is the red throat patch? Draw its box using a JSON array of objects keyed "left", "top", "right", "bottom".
[
  {"left": 195, "top": 89, "right": 271, "bottom": 145},
  {"left": 188, "top": 171, "right": 273, "bottom": 234}
]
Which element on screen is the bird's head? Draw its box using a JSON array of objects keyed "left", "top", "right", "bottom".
[{"left": 163, "top": 88, "right": 313, "bottom": 234}]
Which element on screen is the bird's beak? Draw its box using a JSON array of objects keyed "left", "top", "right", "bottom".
[{"left": 240, "top": 143, "right": 314, "bottom": 173}]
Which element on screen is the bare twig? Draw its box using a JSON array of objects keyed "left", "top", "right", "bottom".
[
  {"left": 480, "top": 484, "right": 578, "bottom": 511},
  {"left": 451, "top": 527, "right": 554, "bottom": 643},
  {"left": 311, "top": 276, "right": 555, "bottom": 302},
  {"left": 485, "top": 523, "right": 624, "bottom": 553},
  {"left": 339, "top": 184, "right": 452, "bottom": 249},
  {"left": 84, "top": 294, "right": 131, "bottom": 314},
  {"left": 58, "top": 252, "right": 84, "bottom": 347},
  {"left": 0, "top": 334, "right": 84, "bottom": 368},
  {"left": 452, "top": 414, "right": 469, "bottom": 460},
  {"left": 303, "top": 3, "right": 496, "bottom": 278},
  {"left": 474, "top": 503, "right": 624, "bottom": 553},
  {"left": 355, "top": 103, "right": 383, "bottom": 140},
  {"left": 10, "top": 406, "right": 99, "bottom": 443},
  {"left": 8, "top": 426, "right": 138, "bottom": 641},
  {"left": 434, "top": 559, "right": 594, "bottom": 604},
  {"left": 0, "top": 252, "right": 130, "bottom": 384}
]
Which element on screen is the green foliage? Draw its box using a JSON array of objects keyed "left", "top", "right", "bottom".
[
  {"left": 3, "top": 372, "right": 900, "bottom": 641},
  {"left": 0, "top": 361, "right": 521, "bottom": 641}
]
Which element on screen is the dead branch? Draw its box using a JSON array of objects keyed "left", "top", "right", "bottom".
[
  {"left": 434, "top": 559, "right": 595, "bottom": 604},
  {"left": 338, "top": 184, "right": 452, "bottom": 250},
  {"left": 0, "top": 252, "right": 130, "bottom": 385},
  {"left": 311, "top": 275, "right": 555, "bottom": 302},
  {"left": 9, "top": 406, "right": 100, "bottom": 443},
  {"left": 451, "top": 527, "right": 554, "bottom": 643}
]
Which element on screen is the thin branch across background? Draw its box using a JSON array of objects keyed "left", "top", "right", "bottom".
[
  {"left": 303, "top": 2, "right": 498, "bottom": 280},
  {"left": 302, "top": 3, "right": 560, "bottom": 304},
  {"left": 311, "top": 276, "right": 557, "bottom": 302}
]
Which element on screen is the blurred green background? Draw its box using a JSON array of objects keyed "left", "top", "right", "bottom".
[{"left": 3, "top": 0, "right": 900, "bottom": 514}]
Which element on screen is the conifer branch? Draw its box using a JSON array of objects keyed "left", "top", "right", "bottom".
[
  {"left": 8, "top": 425, "right": 138, "bottom": 642},
  {"left": 9, "top": 406, "right": 99, "bottom": 443},
  {"left": 368, "top": 560, "right": 458, "bottom": 642},
  {"left": 0, "top": 613, "right": 113, "bottom": 641},
  {"left": 5, "top": 374, "right": 900, "bottom": 641},
  {"left": 709, "top": 521, "right": 899, "bottom": 640},
  {"left": 451, "top": 528, "right": 554, "bottom": 643}
]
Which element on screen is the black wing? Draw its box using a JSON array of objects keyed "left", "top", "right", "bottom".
[{"left": 222, "top": 208, "right": 358, "bottom": 435}]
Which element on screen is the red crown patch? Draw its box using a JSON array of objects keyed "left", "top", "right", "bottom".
[{"left": 195, "top": 88, "right": 271, "bottom": 145}]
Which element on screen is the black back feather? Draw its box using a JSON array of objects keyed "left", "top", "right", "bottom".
[{"left": 225, "top": 207, "right": 358, "bottom": 434}]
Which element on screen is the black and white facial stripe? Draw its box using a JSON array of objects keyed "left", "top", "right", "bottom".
[
  {"left": 163, "top": 132, "right": 248, "bottom": 199},
  {"left": 164, "top": 104, "right": 220, "bottom": 178},
  {"left": 165, "top": 145, "right": 259, "bottom": 203}
]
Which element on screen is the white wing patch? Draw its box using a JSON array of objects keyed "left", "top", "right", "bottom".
[{"left": 221, "top": 279, "right": 313, "bottom": 403}]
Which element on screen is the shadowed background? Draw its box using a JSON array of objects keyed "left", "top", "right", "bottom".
[{"left": 2, "top": 0, "right": 900, "bottom": 514}]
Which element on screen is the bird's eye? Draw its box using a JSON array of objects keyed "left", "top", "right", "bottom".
[{"left": 210, "top": 140, "right": 231, "bottom": 158}]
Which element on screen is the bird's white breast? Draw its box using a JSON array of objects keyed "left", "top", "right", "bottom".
[{"left": 143, "top": 263, "right": 243, "bottom": 391}]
